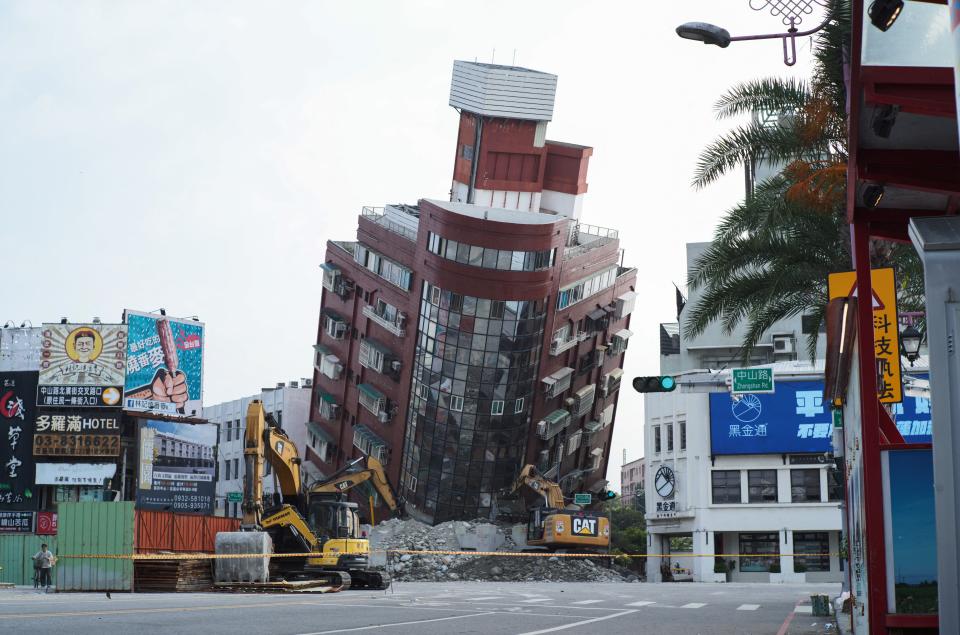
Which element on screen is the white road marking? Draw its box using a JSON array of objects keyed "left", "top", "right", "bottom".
[
  {"left": 794, "top": 605, "right": 813, "bottom": 614},
  {"left": 570, "top": 600, "right": 603, "bottom": 605},
  {"left": 466, "top": 596, "right": 503, "bottom": 601},
  {"left": 626, "top": 601, "right": 656, "bottom": 607},
  {"left": 737, "top": 604, "right": 761, "bottom": 611},
  {"left": 296, "top": 611, "right": 496, "bottom": 634},
  {"left": 519, "top": 598, "right": 552, "bottom": 603},
  {"left": 515, "top": 609, "right": 638, "bottom": 635},
  {"left": 681, "top": 603, "right": 707, "bottom": 609}
]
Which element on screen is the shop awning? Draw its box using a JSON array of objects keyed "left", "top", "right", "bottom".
[
  {"left": 319, "top": 262, "right": 341, "bottom": 274},
  {"left": 316, "top": 390, "right": 337, "bottom": 404},
  {"left": 36, "top": 463, "right": 116, "bottom": 485},
  {"left": 358, "top": 383, "right": 384, "bottom": 402},
  {"left": 614, "top": 328, "right": 633, "bottom": 341},
  {"left": 307, "top": 421, "right": 336, "bottom": 444},
  {"left": 314, "top": 343, "right": 332, "bottom": 355}
]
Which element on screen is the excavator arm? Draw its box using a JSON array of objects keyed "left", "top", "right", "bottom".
[
  {"left": 510, "top": 464, "right": 566, "bottom": 509},
  {"left": 241, "top": 400, "right": 304, "bottom": 527},
  {"left": 309, "top": 456, "right": 401, "bottom": 513}
]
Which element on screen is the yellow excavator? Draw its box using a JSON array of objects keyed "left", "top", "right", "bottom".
[
  {"left": 216, "top": 400, "right": 400, "bottom": 590},
  {"left": 510, "top": 464, "right": 611, "bottom": 551}
]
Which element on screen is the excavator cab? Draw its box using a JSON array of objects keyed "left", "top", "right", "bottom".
[{"left": 306, "top": 497, "right": 361, "bottom": 542}]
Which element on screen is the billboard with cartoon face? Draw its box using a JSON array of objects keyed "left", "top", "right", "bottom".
[{"left": 38, "top": 324, "right": 127, "bottom": 408}]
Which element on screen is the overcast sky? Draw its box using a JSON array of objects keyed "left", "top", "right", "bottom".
[{"left": 1, "top": 1, "right": 813, "bottom": 488}]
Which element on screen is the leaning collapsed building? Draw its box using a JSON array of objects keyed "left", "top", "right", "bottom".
[{"left": 311, "top": 61, "right": 638, "bottom": 524}]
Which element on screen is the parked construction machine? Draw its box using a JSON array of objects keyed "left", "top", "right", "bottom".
[
  {"left": 215, "top": 400, "right": 400, "bottom": 590},
  {"left": 509, "top": 464, "right": 611, "bottom": 551}
]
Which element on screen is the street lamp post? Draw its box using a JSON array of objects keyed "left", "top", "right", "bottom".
[{"left": 676, "top": 0, "right": 833, "bottom": 66}]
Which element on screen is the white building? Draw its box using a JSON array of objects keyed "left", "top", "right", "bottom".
[
  {"left": 644, "top": 242, "right": 842, "bottom": 584},
  {"left": 620, "top": 456, "right": 644, "bottom": 511},
  {"left": 205, "top": 381, "right": 313, "bottom": 518}
]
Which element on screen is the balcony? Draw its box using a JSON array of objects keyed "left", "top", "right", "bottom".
[
  {"left": 550, "top": 331, "right": 590, "bottom": 356},
  {"left": 361, "top": 206, "right": 417, "bottom": 241},
  {"left": 362, "top": 304, "right": 406, "bottom": 337}
]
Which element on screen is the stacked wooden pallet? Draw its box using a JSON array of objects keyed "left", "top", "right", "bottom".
[{"left": 135, "top": 557, "right": 213, "bottom": 592}]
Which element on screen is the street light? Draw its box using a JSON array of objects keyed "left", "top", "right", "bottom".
[
  {"left": 675, "top": 22, "right": 731, "bottom": 48},
  {"left": 900, "top": 325, "right": 923, "bottom": 366},
  {"left": 675, "top": 1, "right": 834, "bottom": 66}
]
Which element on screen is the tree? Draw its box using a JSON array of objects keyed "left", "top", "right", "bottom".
[{"left": 685, "top": 0, "right": 923, "bottom": 359}]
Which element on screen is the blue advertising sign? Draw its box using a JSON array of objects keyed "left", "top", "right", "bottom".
[
  {"left": 710, "top": 380, "right": 933, "bottom": 455},
  {"left": 123, "top": 310, "right": 204, "bottom": 417}
]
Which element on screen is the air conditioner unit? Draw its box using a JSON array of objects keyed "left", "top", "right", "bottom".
[
  {"left": 390, "top": 360, "right": 402, "bottom": 373},
  {"left": 328, "top": 404, "right": 341, "bottom": 420},
  {"left": 537, "top": 421, "right": 547, "bottom": 437},
  {"left": 331, "top": 363, "right": 344, "bottom": 380},
  {"left": 378, "top": 410, "right": 391, "bottom": 424},
  {"left": 773, "top": 335, "right": 795, "bottom": 354}
]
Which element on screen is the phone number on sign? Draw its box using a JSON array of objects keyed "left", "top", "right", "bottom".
[{"left": 33, "top": 433, "right": 120, "bottom": 456}]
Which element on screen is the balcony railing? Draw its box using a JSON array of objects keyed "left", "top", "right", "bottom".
[
  {"left": 362, "top": 304, "right": 406, "bottom": 337},
  {"left": 550, "top": 331, "right": 590, "bottom": 356},
  {"left": 361, "top": 206, "right": 417, "bottom": 241}
]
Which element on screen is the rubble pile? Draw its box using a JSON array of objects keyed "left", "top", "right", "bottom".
[{"left": 369, "top": 517, "right": 639, "bottom": 583}]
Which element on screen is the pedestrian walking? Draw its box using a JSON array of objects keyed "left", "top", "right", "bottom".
[{"left": 33, "top": 543, "right": 55, "bottom": 592}]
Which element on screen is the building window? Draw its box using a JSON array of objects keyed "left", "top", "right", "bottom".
[
  {"left": 556, "top": 266, "right": 618, "bottom": 311},
  {"left": 680, "top": 422, "right": 686, "bottom": 451},
  {"left": 491, "top": 400, "right": 504, "bottom": 415},
  {"left": 654, "top": 426, "right": 661, "bottom": 453},
  {"left": 225, "top": 461, "right": 231, "bottom": 480},
  {"left": 711, "top": 470, "right": 741, "bottom": 504},
  {"left": 224, "top": 422, "right": 231, "bottom": 443},
  {"left": 449, "top": 394, "right": 463, "bottom": 412},
  {"left": 794, "top": 532, "right": 831, "bottom": 572},
  {"left": 514, "top": 398, "right": 524, "bottom": 414},
  {"left": 747, "top": 470, "right": 778, "bottom": 503},
  {"left": 666, "top": 424, "right": 674, "bottom": 452},
  {"left": 739, "top": 533, "right": 780, "bottom": 572},
  {"left": 233, "top": 458, "right": 240, "bottom": 479},
  {"left": 790, "top": 469, "right": 822, "bottom": 502}
]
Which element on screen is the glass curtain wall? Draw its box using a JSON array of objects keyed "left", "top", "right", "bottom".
[{"left": 400, "top": 281, "right": 547, "bottom": 522}]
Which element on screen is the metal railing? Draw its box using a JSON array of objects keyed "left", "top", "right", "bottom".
[
  {"left": 550, "top": 331, "right": 590, "bottom": 356},
  {"left": 361, "top": 206, "right": 417, "bottom": 241},
  {"left": 362, "top": 304, "right": 406, "bottom": 337}
]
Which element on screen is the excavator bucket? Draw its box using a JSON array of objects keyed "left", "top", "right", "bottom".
[{"left": 214, "top": 531, "right": 273, "bottom": 584}]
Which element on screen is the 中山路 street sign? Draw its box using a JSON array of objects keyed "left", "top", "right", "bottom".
[{"left": 731, "top": 367, "right": 775, "bottom": 394}]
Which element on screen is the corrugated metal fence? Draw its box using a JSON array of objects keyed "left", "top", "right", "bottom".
[
  {"left": 0, "top": 534, "right": 59, "bottom": 586},
  {"left": 0, "top": 505, "right": 238, "bottom": 589},
  {"left": 135, "top": 510, "right": 240, "bottom": 553},
  {"left": 57, "top": 502, "right": 135, "bottom": 591}
]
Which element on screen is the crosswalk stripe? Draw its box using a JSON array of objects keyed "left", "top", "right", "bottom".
[
  {"left": 520, "top": 598, "right": 552, "bottom": 603},
  {"left": 627, "top": 601, "right": 656, "bottom": 607},
  {"left": 737, "top": 604, "right": 760, "bottom": 611},
  {"left": 681, "top": 603, "right": 707, "bottom": 609},
  {"left": 571, "top": 600, "right": 603, "bottom": 605}
]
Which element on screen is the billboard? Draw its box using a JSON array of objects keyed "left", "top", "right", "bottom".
[
  {"left": 137, "top": 419, "right": 216, "bottom": 514},
  {"left": 123, "top": 311, "right": 204, "bottom": 417},
  {"left": 0, "top": 327, "right": 41, "bottom": 371},
  {"left": 710, "top": 380, "right": 935, "bottom": 455},
  {"left": 38, "top": 323, "right": 127, "bottom": 407},
  {"left": 32, "top": 409, "right": 121, "bottom": 458},
  {"left": 0, "top": 371, "right": 39, "bottom": 511}
]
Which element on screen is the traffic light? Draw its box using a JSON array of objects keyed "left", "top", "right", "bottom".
[
  {"left": 599, "top": 490, "right": 617, "bottom": 502},
  {"left": 632, "top": 376, "right": 677, "bottom": 393}
]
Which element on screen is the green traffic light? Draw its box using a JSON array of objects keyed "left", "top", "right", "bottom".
[{"left": 660, "top": 376, "right": 676, "bottom": 391}]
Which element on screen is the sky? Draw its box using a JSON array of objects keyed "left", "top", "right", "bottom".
[{"left": 0, "top": 1, "right": 814, "bottom": 489}]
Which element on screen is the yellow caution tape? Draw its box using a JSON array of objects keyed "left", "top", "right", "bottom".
[{"left": 54, "top": 550, "right": 837, "bottom": 561}]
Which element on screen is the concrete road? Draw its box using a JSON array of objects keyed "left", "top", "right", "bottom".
[{"left": 0, "top": 581, "right": 840, "bottom": 634}]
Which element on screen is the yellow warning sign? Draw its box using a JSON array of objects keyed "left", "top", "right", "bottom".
[{"left": 828, "top": 268, "right": 902, "bottom": 403}]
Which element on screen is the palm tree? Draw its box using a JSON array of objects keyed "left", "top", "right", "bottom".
[{"left": 684, "top": 0, "right": 922, "bottom": 360}]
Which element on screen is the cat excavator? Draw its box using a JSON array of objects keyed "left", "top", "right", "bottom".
[
  {"left": 510, "top": 464, "right": 610, "bottom": 551},
  {"left": 215, "top": 400, "right": 399, "bottom": 590}
]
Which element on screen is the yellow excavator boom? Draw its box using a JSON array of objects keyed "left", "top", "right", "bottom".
[
  {"left": 309, "top": 456, "right": 401, "bottom": 512},
  {"left": 510, "top": 464, "right": 566, "bottom": 509}
]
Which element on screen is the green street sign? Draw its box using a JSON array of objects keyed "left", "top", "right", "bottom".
[
  {"left": 227, "top": 492, "right": 243, "bottom": 503},
  {"left": 573, "top": 493, "right": 592, "bottom": 506},
  {"left": 731, "top": 367, "right": 775, "bottom": 394},
  {"left": 833, "top": 409, "right": 844, "bottom": 429}
]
